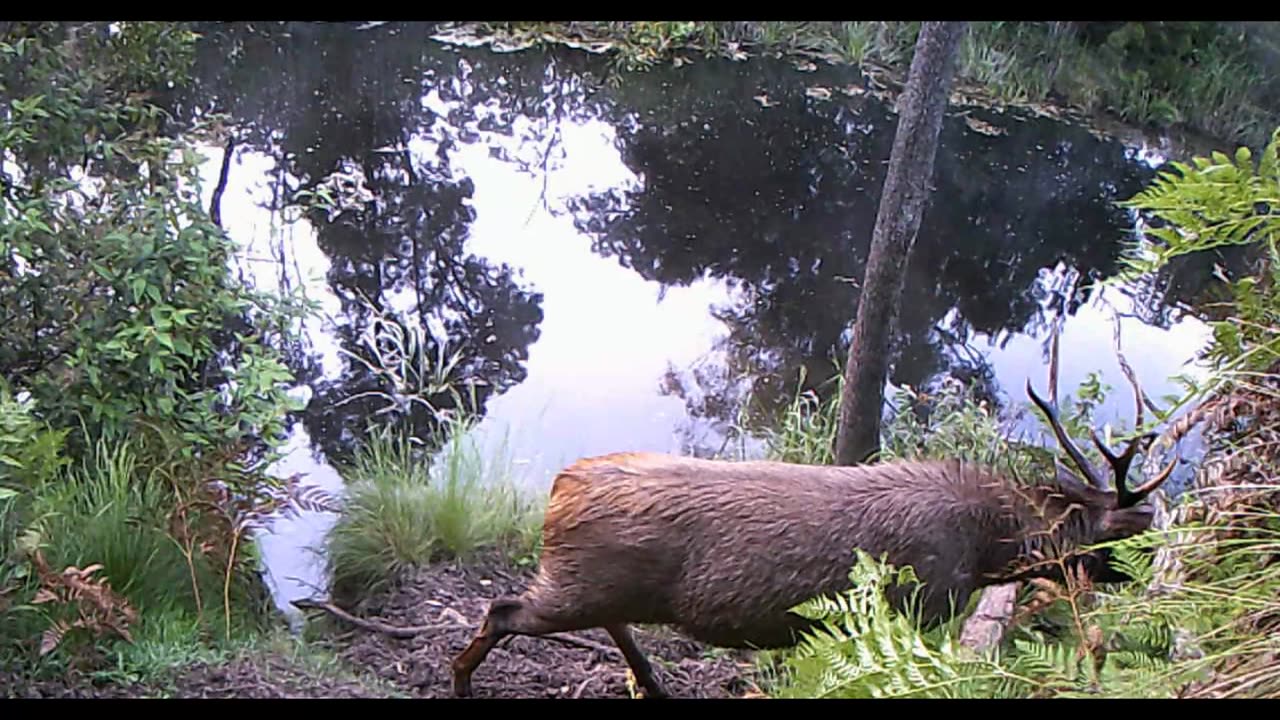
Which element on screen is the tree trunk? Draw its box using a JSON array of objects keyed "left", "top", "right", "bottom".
[{"left": 833, "top": 21, "right": 966, "bottom": 466}]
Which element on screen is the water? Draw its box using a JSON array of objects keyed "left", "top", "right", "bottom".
[{"left": 170, "top": 22, "right": 1233, "bottom": 619}]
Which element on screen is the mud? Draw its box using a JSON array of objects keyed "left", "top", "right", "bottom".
[{"left": 326, "top": 550, "right": 759, "bottom": 699}]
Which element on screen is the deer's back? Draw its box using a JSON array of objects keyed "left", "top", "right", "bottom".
[{"left": 528, "top": 452, "right": 1014, "bottom": 632}]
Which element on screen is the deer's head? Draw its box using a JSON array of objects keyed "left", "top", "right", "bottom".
[
  {"left": 1025, "top": 377, "right": 1178, "bottom": 538},
  {"left": 1016, "top": 365, "right": 1179, "bottom": 585}
]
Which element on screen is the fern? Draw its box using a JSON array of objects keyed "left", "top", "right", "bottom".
[
  {"left": 1110, "top": 650, "right": 1171, "bottom": 671},
  {"left": 773, "top": 551, "right": 1051, "bottom": 698},
  {"left": 1118, "top": 131, "right": 1280, "bottom": 271},
  {"left": 1114, "top": 126, "right": 1280, "bottom": 382},
  {"left": 1106, "top": 534, "right": 1159, "bottom": 585},
  {"left": 766, "top": 545, "right": 1200, "bottom": 698},
  {"left": 1112, "top": 614, "right": 1177, "bottom": 658}
]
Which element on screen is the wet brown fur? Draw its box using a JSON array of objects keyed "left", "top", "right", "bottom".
[{"left": 451, "top": 451, "right": 1160, "bottom": 698}]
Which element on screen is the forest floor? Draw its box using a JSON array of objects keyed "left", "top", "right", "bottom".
[{"left": 1, "top": 550, "right": 760, "bottom": 699}]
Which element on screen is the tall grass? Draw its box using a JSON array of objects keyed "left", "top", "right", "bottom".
[
  {"left": 760, "top": 367, "right": 842, "bottom": 466},
  {"left": 761, "top": 365, "right": 1051, "bottom": 473},
  {"left": 325, "top": 417, "right": 544, "bottom": 604},
  {"left": 23, "top": 441, "right": 210, "bottom": 614}
]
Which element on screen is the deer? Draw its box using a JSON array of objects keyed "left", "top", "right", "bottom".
[{"left": 450, "top": 343, "right": 1180, "bottom": 699}]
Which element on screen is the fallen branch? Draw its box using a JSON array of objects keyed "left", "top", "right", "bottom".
[
  {"left": 959, "top": 582, "right": 1020, "bottom": 652},
  {"left": 540, "top": 633, "right": 620, "bottom": 658},
  {"left": 291, "top": 599, "right": 453, "bottom": 638},
  {"left": 290, "top": 598, "right": 621, "bottom": 658}
]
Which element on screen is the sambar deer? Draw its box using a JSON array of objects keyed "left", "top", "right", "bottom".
[{"left": 451, "top": 370, "right": 1180, "bottom": 699}]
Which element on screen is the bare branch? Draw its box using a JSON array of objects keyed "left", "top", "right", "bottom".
[
  {"left": 290, "top": 598, "right": 622, "bottom": 659},
  {"left": 209, "top": 137, "right": 235, "bottom": 228}
]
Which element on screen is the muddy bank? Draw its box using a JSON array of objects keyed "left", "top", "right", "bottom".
[{"left": 317, "top": 551, "right": 760, "bottom": 699}]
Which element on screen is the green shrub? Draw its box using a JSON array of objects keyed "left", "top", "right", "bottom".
[
  {"left": 1, "top": 24, "right": 309, "bottom": 460},
  {"left": 0, "top": 380, "right": 70, "bottom": 493},
  {"left": 0, "top": 22, "right": 320, "bottom": 665}
]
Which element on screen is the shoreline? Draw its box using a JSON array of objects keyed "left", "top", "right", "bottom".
[{"left": 426, "top": 21, "right": 1250, "bottom": 162}]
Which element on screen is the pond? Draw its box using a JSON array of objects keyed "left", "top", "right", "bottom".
[{"left": 170, "top": 22, "right": 1226, "bottom": 622}]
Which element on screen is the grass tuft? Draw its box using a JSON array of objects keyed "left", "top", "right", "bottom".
[{"left": 325, "top": 418, "right": 544, "bottom": 604}]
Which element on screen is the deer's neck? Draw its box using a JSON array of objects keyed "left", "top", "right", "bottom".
[{"left": 984, "top": 484, "right": 1101, "bottom": 583}]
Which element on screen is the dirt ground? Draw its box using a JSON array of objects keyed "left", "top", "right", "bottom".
[
  {"left": 0, "top": 654, "right": 398, "bottom": 699},
  {"left": 1, "top": 552, "right": 761, "bottom": 699},
  {"left": 320, "top": 550, "right": 759, "bottom": 699}
]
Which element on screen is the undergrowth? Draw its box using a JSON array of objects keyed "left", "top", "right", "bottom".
[
  {"left": 83, "top": 615, "right": 408, "bottom": 697},
  {"left": 0, "top": 23, "right": 333, "bottom": 691},
  {"left": 754, "top": 365, "right": 1278, "bottom": 698},
  {"left": 762, "top": 363, "right": 1107, "bottom": 472},
  {"left": 0, "top": 435, "right": 281, "bottom": 679}
]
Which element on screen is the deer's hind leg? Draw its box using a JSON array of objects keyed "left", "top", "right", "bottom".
[
  {"left": 605, "top": 623, "right": 670, "bottom": 699},
  {"left": 451, "top": 595, "right": 671, "bottom": 699},
  {"left": 453, "top": 595, "right": 548, "bottom": 697}
]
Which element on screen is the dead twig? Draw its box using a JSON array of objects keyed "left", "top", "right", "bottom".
[
  {"left": 291, "top": 598, "right": 622, "bottom": 659},
  {"left": 292, "top": 599, "right": 457, "bottom": 638},
  {"left": 541, "top": 633, "right": 620, "bottom": 658}
]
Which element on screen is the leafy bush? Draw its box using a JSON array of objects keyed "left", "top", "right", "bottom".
[
  {"left": 0, "top": 381, "right": 70, "bottom": 493},
  {"left": 0, "top": 381, "right": 72, "bottom": 655},
  {"left": 1, "top": 25, "right": 310, "bottom": 460},
  {"left": 0, "top": 22, "right": 324, "bottom": 665}
]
